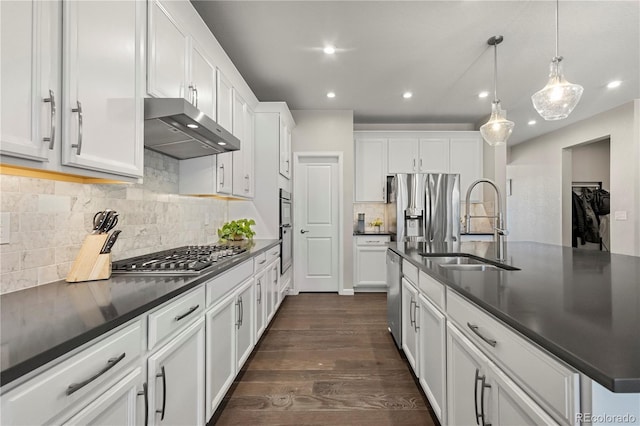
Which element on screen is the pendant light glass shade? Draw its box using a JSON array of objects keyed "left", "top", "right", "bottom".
[
  {"left": 531, "top": 57, "right": 584, "bottom": 120},
  {"left": 531, "top": 0, "right": 583, "bottom": 120},
  {"left": 480, "top": 101, "right": 514, "bottom": 146},
  {"left": 481, "top": 35, "right": 514, "bottom": 146}
]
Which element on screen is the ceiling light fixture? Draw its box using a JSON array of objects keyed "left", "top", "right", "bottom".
[
  {"left": 531, "top": 0, "right": 583, "bottom": 120},
  {"left": 186, "top": 123, "right": 199, "bottom": 129},
  {"left": 528, "top": 120, "right": 537, "bottom": 125},
  {"left": 607, "top": 80, "right": 622, "bottom": 89},
  {"left": 403, "top": 92, "right": 413, "bottom": 99},
  {"left": 478, "top": 91, "right": 489, "bottom": 99},
  {"left": 479, "top": 35, "right": 514, "bottom": 147},
  {"left": 323, "top": 46, "right": 336, "bottom": 55},
  {"left": 327, "top": 92, "right": 336, "bottom": 98}
]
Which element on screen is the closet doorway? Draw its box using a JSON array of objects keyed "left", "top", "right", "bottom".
[{"left": 566, "top": 138, "right": 611, "bottom": 251}]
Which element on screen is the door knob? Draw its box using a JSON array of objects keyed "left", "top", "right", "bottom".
[{"left": 300, "top": 229, "right": 309, "bottom": 234}]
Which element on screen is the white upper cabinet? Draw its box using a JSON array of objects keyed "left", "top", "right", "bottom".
[
  {"left": 419, "top": 138, "right": 449, "bottom": 173},
  {"left": 232, "top": 92, "right": 254, "bottom": 198},
  {"left": 61, "top": 0, "right": 144, "bottom": 178},
  {"left": 1, "top": 0, "right": 58, "bottom": 163},
  {"left": 216, "top": 70, "right": 233, "bottom": 133},
  {"left": 279, "top": 120, "right": 291, "bottom": 179},
  {"left": 147, "top": 0, "right": 189, "bottom": 100},
  {"left": 450, "top": 137, "right": 483, "bottom": 202},
  {"left": 216, "top": 152, "right": 233, "bottom": 195},
  {"left": 388, "top": 138, "right": 420, "bottom": 173},
  {"left": 354, "top": 139, "right": 387, "bottom": 202},
  {"left": 1, "top": 0, "right": 144, "bottom": 180},
  {"left": 189, "top": 42, "right": 216, "bottom": 119}
]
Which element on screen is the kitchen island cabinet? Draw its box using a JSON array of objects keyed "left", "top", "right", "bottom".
[{"left": 391, "top": 240, "right": 640, "bottom": 425}]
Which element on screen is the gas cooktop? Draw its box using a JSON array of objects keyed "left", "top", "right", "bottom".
[{"left": 112, "top": 244, "right": 247, "bottom": 276}]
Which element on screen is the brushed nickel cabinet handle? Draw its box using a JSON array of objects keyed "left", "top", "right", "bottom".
[
  {"left": 467, "top": 323, "right": 497, "bottom": 347},
  {"left": 156, "top": 366, "right": 167, "bottom": 420},
  {"left": 174, "top": 305, "right": 199, "bottom": 322},
  {"left": 43, "top": 89, "right": 56, "bottom": 150},
  {"left": 66, "top": 352, "right": 125, "bottom": 395},
  {"left": 71, "top": 101, "right": 83, "bottom": 155},
  {"left": 137, "top": 382, "right": 148, "bottom": 426}
]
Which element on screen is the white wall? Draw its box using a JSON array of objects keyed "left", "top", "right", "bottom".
[
  {"left": 507, "top": 100, "right": 640, "bottom": 256},
  {"left": 571, "top": 139, "right": 611, "bottom": 190},
  {"left": 290, "top": 110, "right": 355, "bottom": 292}
]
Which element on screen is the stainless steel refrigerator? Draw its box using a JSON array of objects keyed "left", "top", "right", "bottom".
[
  {"left": 386, "top": 173, "right": 460, "bottom": 349},
  {"left": 387, "top": 173, "right": 460, "bottom": 243}
]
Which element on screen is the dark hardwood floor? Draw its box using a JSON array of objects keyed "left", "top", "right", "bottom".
[{"left": 210, "top": 293, "right": 437, "bottom": 425}]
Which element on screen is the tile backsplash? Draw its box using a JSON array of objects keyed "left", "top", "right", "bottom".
[
  {"left": 0, "top": 150, "right": 227, "bottom": 294},
  {"left": 353, "top": 203, "right": 388, "bottom": 233}
]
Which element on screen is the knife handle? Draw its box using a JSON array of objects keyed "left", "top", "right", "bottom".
[{"left": 101, "top": 230, "right": 121, "bottom": 254}]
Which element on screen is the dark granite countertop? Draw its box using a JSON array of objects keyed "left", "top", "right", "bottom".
[
  {"left": 0, "top": 239, "right": 280, "bottom": 387},
  {"left": 390, "top": 241, "right": 640, "bottom": 393}
]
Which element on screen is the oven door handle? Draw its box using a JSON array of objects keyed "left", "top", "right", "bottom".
[{"left": 281, "top": 224, "right": 292, "bottom": 228}]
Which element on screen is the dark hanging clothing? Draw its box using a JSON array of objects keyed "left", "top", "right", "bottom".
[
  {"left": 580, "top": 190, "right": 601, "bottom": 244},
  {"left": 572, "top": 191, "right": 586, "bottom": 246}
]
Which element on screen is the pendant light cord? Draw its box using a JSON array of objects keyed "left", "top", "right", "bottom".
[
  {"left": 493, "top": 42, "right": 499, "bottom": 103},
  {"left": 555, "top": 0, "right": 559, "bottom": 59}
]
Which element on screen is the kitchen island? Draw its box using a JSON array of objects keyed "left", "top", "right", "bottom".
[{"left": 391, "top": 240, "right": 640, "bottom": 424}]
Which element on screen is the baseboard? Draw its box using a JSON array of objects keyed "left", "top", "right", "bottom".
[{"left": 340, "top": 288, "right": 355, "bottom": 296}]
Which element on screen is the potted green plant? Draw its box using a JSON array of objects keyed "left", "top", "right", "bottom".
[{"left": 217, "top": 218, "right": 256, "bottom": 242}]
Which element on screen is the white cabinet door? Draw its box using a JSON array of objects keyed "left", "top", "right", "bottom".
[
  {"left": 450, "top": 137, "right": 483, "bottom": 202},
  {"left": 232, "top": 92, "right": 254, "bottom": 197},
  {"left": 354, "top": 139, "right": 387, "bottom": 202},
  {"left": 1, "top": 0, "right": 58, "bottom": 163},
  {"left": 216, "top": 70, "right": 233, "bottom": 133},
  {"left": 388, "top": 138, "right": 418, "bottom": 173},
  {"left": 62, "top": 368, "right": 143, "bottom": 426},
  {"left": 279, "top": 120, "right": 291, "bottom": 179},
  {"left": 354, "top": 245, "right": 388, "bottom": 288},
  {"left": 216, "top": 152, "right": 233, "bottom": 194},
  {"left": 401, "top": 278, "right": 419, "bottom": 374},
  {"left": 266, "top": 261, "right": 279, "bottom": 322},
  {"left": 254, "top": 269, "right": 267, "bottom": 340},
  {"left": 62, "top": 0, "right": 144, "bottom": 178},
  {"left": 490, "top": 362, "right": 559, "bottom": 426},
  {"left": 147, "top": 0, "right": 188, "bottom": 99},
  {"left": 148, "top": 318, "right": 205, "bottom": 426},
  {"left": 205, "top": 293, "right": 236, "bottom": 420},
  {"left": 419, "top": 138, "right": 449, "bottom": 173},
  {"left": 235, "top": 278, "right": 255, "bottom": 369},
  {"left": 447, "top": 322, "right": 491, "bottom": 426},
  {"left": 418, "top": 294, "right": 447, "bottom": 423},
  {"left": 190, "top": 42, "right": 216, "bottom": 119}
]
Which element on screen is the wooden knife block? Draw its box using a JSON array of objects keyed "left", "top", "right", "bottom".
[{"left": 66, "top": 234, "right": 112, "bottom": 283}]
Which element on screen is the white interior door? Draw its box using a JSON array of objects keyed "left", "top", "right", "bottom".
[{"left": 294, "top": 155, "right": 340, "bottom": 292}]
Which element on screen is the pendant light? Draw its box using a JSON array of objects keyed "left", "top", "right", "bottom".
[
  {"left": 480, "top": 35, "right": 514, "bottom": 147},
  {"left": 531, "top": 0, "right": 583, "bottom": 120}
]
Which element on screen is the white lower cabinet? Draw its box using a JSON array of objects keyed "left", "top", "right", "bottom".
[
  {"left": 235, "top": 279, "right": 255, "bottom": 370},
  {"left": 401, "top": 278, "right": 419, "bottom": 374},
  {"left": 147, "top": 318, "right": 205, "bottom": 426},
  {"left": 418, "top": 294, "right": 446, "bottom": 424},
  {"left": 254, "top": 269, "right": 267, "bottom": 340},
  {"left": 353, "top": 235, "right": 390, "bottom": 291},
  {"left": 205, "top": 292, "right": 236, "bottom": 420},
  {"left": 447, "top": 322, "right": 557, "bottom": 426},
  {"left": 266, "top": 260, "right": 279, "bottom": 322},
  {"left": 62, "top": 367, "right": 144, "bottom": 426}
]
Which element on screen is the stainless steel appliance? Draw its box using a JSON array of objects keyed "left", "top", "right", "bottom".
[
  {"left": 144, "top": 98, "right": 240, "bottom": 159},
  {"left": 388, "top": 173, "right": 460, "bottom": 243},
  {"left": 111, "top": 244, "right": 247, "bottom": 276},
  {"left": 279, "top": 189, "right": 292, "bottom": 274},
  {"left": 386, "top": 249, "right": 402, "bottom": 349}
]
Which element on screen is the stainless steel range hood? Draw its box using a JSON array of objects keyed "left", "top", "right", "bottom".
[{"left": 144, "top": 98, "right": 240, "bottom": 159}]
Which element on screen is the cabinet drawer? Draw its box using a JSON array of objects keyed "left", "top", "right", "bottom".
[
  {"left": 355, "top": 235, "right": 390, "bottom": 246},
  {"left": 1, "top": 321, "right": 142, "bottom": 426},
  {"left": 402, "top": 259, "right": 418, "bottom": 285},
  {"left": 253, "top": 252, "right": 268, "bottom": 272},
  {"left": 148, "top": 286, "right": 205, "bottom": 350},
  {"left": 418, "top": 270, "right": 445, "bottom": 311},
  {"left": 206, "top": 259, "right": 253, "bottom": 306},
  {"left": 447, "top": 290, "right": 579, "bottom": 425},
  {"left": 266, "top": 246, "right": 280, "bottom": 264}
]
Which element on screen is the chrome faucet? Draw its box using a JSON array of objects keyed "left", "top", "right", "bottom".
[{"left": 464, "top": 178, "right": 508, "bottom": 261}]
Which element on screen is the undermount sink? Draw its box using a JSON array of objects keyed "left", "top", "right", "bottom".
[{"left": 420, "top": 253, "right": 520, "bottom": 271}]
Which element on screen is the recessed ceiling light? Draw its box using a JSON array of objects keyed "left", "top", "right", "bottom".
[
  {"left": 607, "top": 80, "right": 622, "bottom": 89},
  {"left": 186, "top": 123, "right": 199, "bottom": 129},
  {"left": 478, "top": 91, "right": 489, "bottom": 98},
  {"left": 323, "top": 46, "right": 336, "bottom": 55},
  {"left": 217, "top": 141, "right": 227, "bottom": 146},
  {"left": 327, "top": 92, "right": 336, "bottom": 98},
  {"left": 403, "top": 92, "right": 413, "bottom": 99},
  {"left": 528, "top": 120, "right": 537, "bottom": 125}
]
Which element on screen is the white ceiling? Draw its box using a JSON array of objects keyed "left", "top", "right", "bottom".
[{"left": 191, "top": 1, "right": 640, "bottom": 145}]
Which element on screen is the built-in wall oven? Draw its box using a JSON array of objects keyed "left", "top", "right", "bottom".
[{"left": 279, "top": 189, "right": 292, "bottom": 274}]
